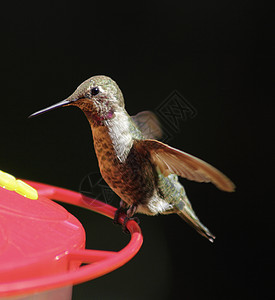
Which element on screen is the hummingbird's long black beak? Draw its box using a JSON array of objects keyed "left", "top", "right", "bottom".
[{"left": 28, "top": 99, "right": 75, "bottom": 118}]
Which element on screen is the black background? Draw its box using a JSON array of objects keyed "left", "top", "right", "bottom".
[{"left": 0, "top": 1, "right": 273, "bottom": 299}]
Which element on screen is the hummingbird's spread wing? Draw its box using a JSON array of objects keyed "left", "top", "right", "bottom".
[
  {"left": 136, "top": 139, "right": 235, "bottom": 192},
  {"left": 131, "top": 111, "right": 163, "bottom": 140}
]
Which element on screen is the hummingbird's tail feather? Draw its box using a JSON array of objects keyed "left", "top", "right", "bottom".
[{"left": 175, "top": 200, "right": 216, "bottom": 243}]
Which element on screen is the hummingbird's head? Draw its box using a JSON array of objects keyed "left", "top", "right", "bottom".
[{"left": 29, "top": 75, "right": 125, "bottom": 123}]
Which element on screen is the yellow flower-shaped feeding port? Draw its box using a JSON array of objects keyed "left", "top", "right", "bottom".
[{"left": 0, "top": 170, "right": 38, "bottom": 200}]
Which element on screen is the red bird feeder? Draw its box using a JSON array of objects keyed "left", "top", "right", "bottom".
[{"left": 0, "top": 180, "right": 143, "bottom": 299}]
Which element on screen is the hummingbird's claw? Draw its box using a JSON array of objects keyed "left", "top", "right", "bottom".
[
  {"left": 113, "top": 200, "right": 128, "bottom": 225},
  {"left": 113, "top": 205, "right": 140, "bottom": 234},
  {"left": 113, "top": 207, "right": 126, "bottom": 225}
]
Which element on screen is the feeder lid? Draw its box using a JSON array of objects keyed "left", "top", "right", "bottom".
[{"left": 0, "top": 186, "right": 85, "bottom": 282}]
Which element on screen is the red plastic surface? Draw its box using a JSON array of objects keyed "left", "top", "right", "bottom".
[{"left": 0, "top": 180, "right": 143, "bottom": 297}]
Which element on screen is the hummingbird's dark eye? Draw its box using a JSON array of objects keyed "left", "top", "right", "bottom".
[{"left": 91, "top": 87, "right": 100, "bottom": 96}]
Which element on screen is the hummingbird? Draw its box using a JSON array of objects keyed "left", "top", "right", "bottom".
[{"left": 29, "top": 75, "right": 235, "bottom": 242}]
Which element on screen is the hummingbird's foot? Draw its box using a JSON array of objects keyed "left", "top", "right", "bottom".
[
  {"left": 122, "top": 204, "right": 139, "bottom": 234},
  {"left": 113, "top": 207, "right": 125, "bottom": 225},
  {"left": 122, "top": 216, "right": 140, "bottom": 234},
  {"left": 113, "top": 200, "right": 128, "bottom": 225},
  {"left": 114, "top": 203, "right": 140, "bottom": 233}
]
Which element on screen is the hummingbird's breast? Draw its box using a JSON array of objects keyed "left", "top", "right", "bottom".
[{"left": 90, "top": 114, "right": 158, "bottom": 208}]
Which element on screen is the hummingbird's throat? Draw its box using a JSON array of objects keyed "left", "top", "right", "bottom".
[{"left": 84, "top": 107, "right": 115, "bottom": 125}]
